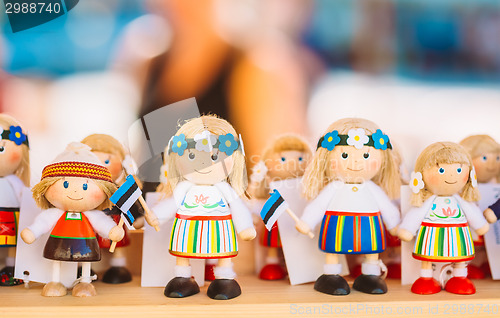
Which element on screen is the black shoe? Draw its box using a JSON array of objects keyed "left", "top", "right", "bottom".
[
  {"left": 164, "top": 277, "right": 200, "bottom": 298},
  {"left": 207, "top": 279, "right": 241, "bottom": 300},
  {"left": 0, "top": 266, "right": 23, "bottom": 286},
  {"left": 102, "top": 266, "right": 132, "bottom": 284},
  {"left": 314, "top": 274, "right": 350, "bottom": 295},
  {"left": 352, "top": 274, "right": 387, "bottom": 294}
]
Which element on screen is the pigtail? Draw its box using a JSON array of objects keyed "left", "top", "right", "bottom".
[{"left": 302, "top": 147, "right": 330, "bottom": 200}]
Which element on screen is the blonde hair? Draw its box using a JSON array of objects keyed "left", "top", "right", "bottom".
[
  {"left": 0, "top": 114, "right": 30, "bottom": 187},
  {"left": 411, "top": 142, "right": 480, "bottom": 207},
  {"left": 302, "top": 118, "right": 401, "bottom": 200},
  {"left": 459, "top": 135, "right": 500, "bottom": 159},
  {"left": 81, "top": 134, "right": 142, "bottom": 188},
  {"left": 249, "top": 134, "right": 311, "bottom": 199},
  {"left": 32, "top": 176, "right": 117, "bottom": 210},
  {"left": 158, "top": 115, "right": 247, "bottom": 196}
]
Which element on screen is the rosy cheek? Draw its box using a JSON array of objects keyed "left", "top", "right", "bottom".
[
  {"left": 462, "top": 175, "right": 468, "bottom": 183},
  {"left": 426, "top": 175, "right": 439, "bottom": 186},
  {"left": 9, "top": 151, "right": 21, "bottom": 164},
  {"left": 369, "top": 160, "right": 379, "bottom": 171},
  {"left": 91, "top": 189, "right": 105, "bottom": 203}
]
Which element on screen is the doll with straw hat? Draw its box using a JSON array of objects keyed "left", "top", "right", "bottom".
[{"left": 21, "top": 142, "right": 124, "bottom": 297}]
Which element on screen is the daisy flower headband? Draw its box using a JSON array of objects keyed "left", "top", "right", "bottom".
[
  {"left": 167, "top": 130, "right": 245, "bottom": 157},
  {"left": 317, "top": 128, "right": 392, "bottom": 151}
]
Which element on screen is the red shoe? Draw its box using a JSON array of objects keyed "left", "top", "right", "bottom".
[
  {"left": 411, "top": 277, "right": 441, "bottom": 295},
  {"left": 259, "top": 264, "right": 287, "bottom": 280},
  {"left": 480, "top": 262, "right": 491, "bottom": 278},
  {"left": 205, "top": 264, "right": 216, "bottom": 281},
  {"left": 350, "top": 264, "right": 362, "bottom": 279},
  {"left": 467, "top": 264, "right": 485, "bottom": 279},
  {"left": 445, "top": 277, "right": 476, "bottom": 295},
  {"left": 386, "top": 263, "right": 401, "bottom": 279}
]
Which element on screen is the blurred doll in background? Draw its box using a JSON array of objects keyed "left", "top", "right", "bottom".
[
  {"left": 459, "top": 135, "right": 500, "bottom": 278},
  {"left": 0, "top": 114, "right": 30, "bottom": 286},
  {"left": 247, "top": 134, "right": 311, "bottom": 280},
  {"left": 81, "top": 134, "right": 144, "bottom": 284}
]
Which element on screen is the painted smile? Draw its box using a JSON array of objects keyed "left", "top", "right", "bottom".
[
  {"left": 444, "top": 181, "right": 457, "bottom": 184},
  {"left": 347, "top": 168, "right": 363, "bottom": 172},
  {"left": 67, "top": 196, "right": 83, "bottom": 201},
  {"left": 195, "top": 169, "right": 212, "bottom": 174}
]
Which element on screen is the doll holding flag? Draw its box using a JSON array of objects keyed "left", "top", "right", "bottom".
[
  {"left": 248, "top": 135, "right": 311, "bottom": 280},
  {"left": 152, "top": 115, "right": 255, "bottom": 300},
  {"left": 295, "top": 118, "right": 401, "bottom": 295},
  {"left": 20, "top": 142, "right": 124, "bottom": 297}
]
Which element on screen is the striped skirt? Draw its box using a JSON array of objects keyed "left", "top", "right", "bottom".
[
  {"left": 319, "top": 211, "right": 386, "bottom": 254},
  {"left": 413, "top": 222, "right": 474, "bottom": 262},
  {"left": 260, "top": 223, "right": 281, "bottom": 248},
  {"left": 0, "top": 208, "right": 19, "bottom": 247},
  {"left": 169, "top": 214, "right": 238, "bottom": 259}
]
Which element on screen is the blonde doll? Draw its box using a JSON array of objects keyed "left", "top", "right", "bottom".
[
  {"left": 459, "top": 135, "right": 500, "bottom": 278},
  {"left": 398, "top": 142, "right": 489, "bottom": 295},
  {"left": 20, "top": 142, "right": 124, "bottom": 297},
  {"left": 152, "top": 115, "right": 255, "bottom": 300},
  {"left": 81, "top": 134, "right": 143, "bottom": 284},
  {"left": 248, "top": 134, "right": 311, "bottom": 280},
  {"left": 296, "top": 118, "right": 400, "bottom": 295},
  {"left": 0, "top": 114, "right": 30, "bottom": 286}
]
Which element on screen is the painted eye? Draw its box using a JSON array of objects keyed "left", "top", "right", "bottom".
[
  {"left": 83, "top": 183, "right": 88, "bottom": 191},
  {"left": 438, "top": 167, "right": 445, "bottom": 174},
  {"left": 104, "top": 159, "right": 110, "bottom": 165},
  {"left": 211, "top": 153, "right": 219, "bottom": 162},
  {"left": 341, "top": 152, "right": 348, "bottom": 160},
  {"left": 281, "top": 157, "right": 286, "bottom": 162},
  {"left": 482, "top": 156, "right": 487, "bottom": 162},
  {"left": 363, "top": 153, "right": 370, "bottom": 160},
  {"left": 0, "top": 146, "right": 5, "bottom": 153},
  {"left": 298, "top": 157, "right": 303, "bottom": 162},
  {"left": 497, "top": 156, "right": 500, "bottom": 161},
  {"left": 188, "top": 152, "right": 195, "bottom": 161},
  {"left": 457, "top": 168, "right": 462, "bottom": 174},
  {"left": 63, "top": 181, "right": 69, "bottom": 188}
]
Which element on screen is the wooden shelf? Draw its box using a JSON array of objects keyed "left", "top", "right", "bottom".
[{"left": 1, "top": 275, "right": 499, "bottom": 318}]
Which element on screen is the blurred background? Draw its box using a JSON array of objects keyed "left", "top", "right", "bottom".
[
  {"left": 1, "top": 0, "right": 500, "bottom": 177},
  {"left": 2, "top": 0, "right": 500, "bottom": 277}
]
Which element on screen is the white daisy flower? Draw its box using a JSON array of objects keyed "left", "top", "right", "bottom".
[
  {"left": 346, "top": 128, "right": 369, "bottom": 149},
  {"left": 194, "top": 130, "right": 217, "bottom": 152},
  {"left": 250, "top": 161, "right": 268, "bottom": 183},
  {"left": 122, "top": 154, "right": 138, "bottom": 175},
  {"left": 159, "top": 164, "right": 169, "bottom": 184},
  {"left": 470, "top": 167, "right": 478, "bottom": 188},
  {"left": 409, "top": 171, "right": 425, "bottom": 194}
]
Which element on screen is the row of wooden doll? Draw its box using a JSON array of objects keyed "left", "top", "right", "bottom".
[{"left": 1, "top": 113, "right": 500, "bottom": 300}]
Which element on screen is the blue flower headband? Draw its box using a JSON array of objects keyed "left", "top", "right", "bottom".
[
  {"left": 167, "top": 131, "right": 244, "bottom": 157},
  {"left": 317, "top": 128, "right": 392, "bottom": 151},
  {"left": 0, "top": 126, "right": 29, "bottom": 148}
]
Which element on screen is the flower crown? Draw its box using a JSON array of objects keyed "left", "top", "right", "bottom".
[
  {"left": 0, "top": 126, "right": 29, "bottom": 148},
  {"left": 317, "top": 128, "right": 392, "bottom": 151},
  {"left": 167, "top": 130, "right": 244, "bottom": 156}
]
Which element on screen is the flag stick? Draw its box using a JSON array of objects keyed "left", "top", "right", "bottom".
[
  {"left": 109, "top": 218, "right": 124, "bottom": 253},
  {"left": 138, "top": 195, "right": 161, "bottom": 232},
  {"left": 285, "top": 208, "right": 314, "bottom": 239}
]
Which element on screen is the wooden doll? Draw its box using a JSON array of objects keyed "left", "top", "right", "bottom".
[
  {"left": 20, "top": 142, "right": 124, "bottom": 297},
  {"left": 459, "top": 135, "right": 500, "bottom": 278},
  {"left": 152, "top": 115, "right": 256, "bottom": 300},
  {"left": 398, "top": 142, "right": 489, "bottom": 295},
  {"left": 247, "top": 134, "right": 311, "bottom": 280},
  {"left": 81, "top": 134, "right": 144, "bottom": 284},
  {"left": 296, "top": 118, "right": 401, "bottom": 295},
  {"left": 0, "top": 114, "right": 30, "bottom": 286}
]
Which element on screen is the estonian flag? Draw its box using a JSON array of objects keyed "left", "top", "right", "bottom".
[
  {"left": 260, "top": 189, "right": 289, "bottom": 231},
  {"left": 110, "top": 175, "right": 142, "bottom": 226}
]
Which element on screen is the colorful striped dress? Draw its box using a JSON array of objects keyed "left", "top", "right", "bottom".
[
  {"left": 169, "top": 185, "right": 238, "bottom": 259},
  {"left": 412, "top": 196, "right": 475, "bottom": 262},
  {"left": 301, "top": 181, "right": 400, "bottom": 255},
  {"left": 0, "top": 176, "right": 24, "bottom": 247}
]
